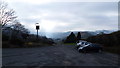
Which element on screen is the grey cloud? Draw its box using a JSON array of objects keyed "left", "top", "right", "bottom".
[{"left": 7, "top": 1, "right": 118, "bottom": 33}]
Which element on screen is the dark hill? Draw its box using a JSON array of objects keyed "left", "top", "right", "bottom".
[{"left": 86, "top": 30, "right": 120, "bottom": 46}]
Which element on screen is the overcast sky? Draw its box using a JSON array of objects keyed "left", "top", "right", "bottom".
[{"left": 4, "top": 0, "right": 118, "bottom": 36}]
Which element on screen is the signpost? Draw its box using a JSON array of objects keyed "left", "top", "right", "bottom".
[{"left": 35, "top": 23, "right": 39, "bottom": 40}]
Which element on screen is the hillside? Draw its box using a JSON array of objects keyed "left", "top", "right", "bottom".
[
  {"left": 49, "top": 30, "right": 114, "bottom": 40},
  {"left": 86, "top": 30, "right": 120, "bottom": 46}
]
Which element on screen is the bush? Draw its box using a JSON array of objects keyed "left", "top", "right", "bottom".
[
  {"left": 2, "top": 41, "right": 10, "bottom": 48},
  {"left": 10, "top": 38, "right": 25, "bottom": 47},
  {"left": 2, "top": 34, "right": 9, "bottom": 41},
  {"left": 64, "top": 32, "right": 77, "bottom": 43},
  {"left": 76, "top": 32, "right": 81, "bottom": 41}
]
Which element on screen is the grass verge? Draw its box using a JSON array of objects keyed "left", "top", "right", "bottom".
[
  {"left": 64, "top": 43, "right": 76, "bottom": 45},
  {"left": 24, "top": 42, "right": 54, "bottom": 48},
  {"left": 2, "top": 41, "right": 54, "bottom": 48},
  {"left": 104, "top": 46, "right": 119, "bottom": 54}
]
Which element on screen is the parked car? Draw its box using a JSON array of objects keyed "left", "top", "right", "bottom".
[
  {"left": 76, "top": 40, "right": 91, "bottom": 49},
  {"left": 78, "top": 43, "right": 103, "bottom": 53}
]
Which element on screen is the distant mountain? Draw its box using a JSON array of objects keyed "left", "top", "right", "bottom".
[
  {"left": 39, "top": 30, "right": 115, "bottom": 40},
  {"left": 46, "top": 32, "right": 71, "bottom": 39},
  {"left": 94, "top": 30, "right": 115, "bottom": 34}
]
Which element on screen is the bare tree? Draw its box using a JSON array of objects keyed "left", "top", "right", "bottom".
[
  {"left": 0, "top": 2, "right": 17, "bottom": 27},
  {"left": 11, "top": 20, "right": 30, "bottom": 40},
  {"left": 12, "top": 20, "right": 22, "bottom": 30},
  {"left": 12, "top": 20, "right": 30, "bottom": 34}
]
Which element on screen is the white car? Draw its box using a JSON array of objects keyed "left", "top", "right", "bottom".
[
  {"left": 76, "top": 40, "right": 91, "bottom": 49},
  {"left": 76, "top": 40, "right": 103, "bottom": 53},
  {"left": 78, "top": 43, "right": 91, "bottom": 49}
]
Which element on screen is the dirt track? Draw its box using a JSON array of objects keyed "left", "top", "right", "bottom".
[{"left": 2, "top": 44, "right": 119, "bottom": 66}]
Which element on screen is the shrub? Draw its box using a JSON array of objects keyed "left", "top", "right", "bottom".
[
  {"left": 2, "top": 34, "right": 9, "bottom": 41},
  {"left": 10, "top": 37, "right": 25, "bottom": 47},
  {"left": 64, "top": 32, "right": 77, "bottom": 43}
]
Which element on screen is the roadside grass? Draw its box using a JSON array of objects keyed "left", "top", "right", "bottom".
[
  {"left": 2, "top": 41, "right": 54, "bottom": 48},
  {"left": 104, "top": 46, "right": 120, "bottom": 54},
  {"left": 64, "top": 43, "right": 76, "bottom": 45},
  {"left": 24, "top": 42, "right": 54, "bottom": 48}
]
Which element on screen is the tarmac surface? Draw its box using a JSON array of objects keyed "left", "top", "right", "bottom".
[{"left": 2, "top": 44, "right": 119, "bottom": 67}]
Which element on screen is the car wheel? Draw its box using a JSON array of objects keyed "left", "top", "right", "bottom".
[
  {"left": 98, "top": 49, "right": 102, "bottom": 53},
  {"left": 83, "top": 50, "right": 87, "bottom": 53},
  {"left": 78, "top": 50, "right": 81, "bottom": 53},
  {"left": 77, "top": 46, "right": 79, "bottom": 49}
]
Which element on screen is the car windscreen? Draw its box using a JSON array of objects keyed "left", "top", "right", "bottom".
[{"left": 81, "top": 42, "right": 84, "bottom": 44}]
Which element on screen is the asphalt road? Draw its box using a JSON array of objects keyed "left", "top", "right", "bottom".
[{"left": 2, "top": 44, "right": 119, "bottom": 66}]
